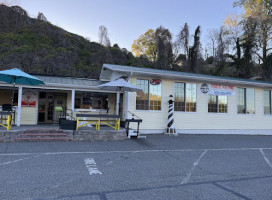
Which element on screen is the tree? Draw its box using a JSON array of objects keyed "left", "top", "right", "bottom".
[
  {"left": 37, "top": 12, "right": 48, "bottom": 22},
  {"left": 131, "top": 29, "right": 156, "bottom": 61},
  {"left": 188, "top": 26, "right": 201, "bottom": 72},
  {"left": 174, "top": 23, "right": 189, "bottom": 59},
  {"left": 206, "top": 29, "right": 218, "bottom": 59},
  {"left": 154, "top": 26, "right": 173, "bottom": 70},
  {"left": 98, "top": 25, "right": 111, "bottom": 47},
  {"left": 234, "top": 0, "right": 272, "bottom": 64}
]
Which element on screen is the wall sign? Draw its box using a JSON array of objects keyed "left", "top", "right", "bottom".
[
  {"left": 200, "top": 83, "right": 235, "bottom": 96},
  {"left": 150, "top": 79, "right": 161, "bottom": 85},
  {"left": 22, "top": 90, "right": 38, "bottom": 107}
]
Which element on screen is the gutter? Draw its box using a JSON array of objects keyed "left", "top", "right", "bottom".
[{"left": 104, "top": 67, "right": 272, "bottom": 88}]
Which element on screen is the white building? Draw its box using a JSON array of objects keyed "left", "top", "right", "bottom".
[
  {"left": 1, "top": 63, "right": 272, "bottom": 135},
  {"left": 100, "top": 64, "right": 272, "bottom": 135}
]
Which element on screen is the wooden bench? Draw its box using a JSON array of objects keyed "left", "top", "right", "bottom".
[
  {"left": 0, "top": 112, "right": 12, "bottom": 130},
  {"left": 76, "top": 114, "right": 121, "bottom": 131}
]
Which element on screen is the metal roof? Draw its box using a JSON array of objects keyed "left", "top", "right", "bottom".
[
  {"left": 0, "top": 75, "right": 105, "bottom": 91},
  {"left": 101, "top": 64, "right": 272, "bottom": 88}
]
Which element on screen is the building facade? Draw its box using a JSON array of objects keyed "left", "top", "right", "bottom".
[
  {"left": 1, "top": 63, "right": 272, "bottom": 135},
  {"left": 100, "top": 64, "right": 272, "bottom": 135}
]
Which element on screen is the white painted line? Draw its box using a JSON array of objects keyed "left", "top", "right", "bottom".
[
  {"left": 0, "top": 147, "right": 272, "bottom": 156},
  {"left": 84, "top": 158, "right": 102, "bottom": 175},
  {"left": 0, "top": 155, "right": 40, "bottom": 166},
  {"left": 181, "top": 150, "right": 208, "bottom": 185},
  {"left": 260, "top": 149, "right": 272, "bottom": 169}
]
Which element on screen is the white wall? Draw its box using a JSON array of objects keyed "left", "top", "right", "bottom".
[{"left": 128, "top": 77, "right": 272, "bottom": 132}]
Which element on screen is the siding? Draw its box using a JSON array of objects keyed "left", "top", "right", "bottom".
[
  {"left": 128, "top": 77, "right": 272, "bottom": 131},
  {"left": 20, "top": 107, "right": 37, "bottom": 125}
]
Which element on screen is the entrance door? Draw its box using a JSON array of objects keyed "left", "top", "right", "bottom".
[
  {"left": 38, "top": 92, "right": 54, "bottom": 124},
  {"left": 53, "top": 93, "right": 67, "bottom": 123},
  {"left": 38, "top": 92, "right": 67, "bottom": 124}
]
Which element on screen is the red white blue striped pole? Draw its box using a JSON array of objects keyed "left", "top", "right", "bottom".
[{"left": 166, "top": 95, "right": 177, "bottom": 135}]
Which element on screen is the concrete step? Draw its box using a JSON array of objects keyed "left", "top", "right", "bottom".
[
  {"left": 19, "top": 133, "right": 68, "bottom": 137},
  {"left": 14, "top": 137, "right": 72, "bottom": 142},
  {"left": 24, "top": 129, "right": 64, "bottom": 134}
]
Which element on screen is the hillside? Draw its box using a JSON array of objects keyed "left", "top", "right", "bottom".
[{"left": 0, "top": 5, "right": 147, "bottom": 78}]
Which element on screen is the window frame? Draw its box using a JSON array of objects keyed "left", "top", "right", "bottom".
[
  {"left": 207, "top": 95, "right": 228, "bottom": 114},
  {"left": 135, "top": 78, "right": 163, "bottom": 112},
  {"left": 264, "top": 90, "right": 272, "bottom": 115},
  {"left": 173, "top": 82, "right": 197, "bottom": 113},
  {"left": 237, "top": 87, "right": 256, "bottom": 115}
]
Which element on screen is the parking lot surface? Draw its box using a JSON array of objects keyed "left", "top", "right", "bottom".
[{"left": 0, "top": 134, "right": 272, "bottom": 200}]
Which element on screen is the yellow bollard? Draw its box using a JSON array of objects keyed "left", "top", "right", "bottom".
[
  {"left": 98, "top": 118, "right": 100, "bottom": 131},
  {"left": 7, "top": 115, "right": 11, "bottom": 130}
]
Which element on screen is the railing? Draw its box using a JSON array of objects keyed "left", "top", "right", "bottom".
[{"left": 128, "top": 111, "right": 142, "bottom": 120}]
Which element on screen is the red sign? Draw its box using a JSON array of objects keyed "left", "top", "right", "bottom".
[
  {"left": 150, "top": 79, "right": 161, "bottom": 85},
  {"left": 22, "top": 91, "right": 37, "bottom": 107}
]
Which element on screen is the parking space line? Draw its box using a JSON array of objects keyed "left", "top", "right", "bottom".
[
  {"left": 0, "top": 147, "right": 272, "bottom": 156},
  {"left": 260, "top": 148, "right": 272, "bottom": 169},
  {"left": 181, "top": 149, "right": 207, "bottom": 185},
  {"left": 0, "top": 155, "right": 40, "bottom": 166},
  {"left": 84, "top": 158, "right": 102, "bottom": 175}
]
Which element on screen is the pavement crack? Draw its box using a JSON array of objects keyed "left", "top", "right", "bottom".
[{"left": 212, "top": 182, "right": 252, "bottom": 200}]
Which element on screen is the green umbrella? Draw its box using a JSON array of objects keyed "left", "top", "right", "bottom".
[{"left": 0, "top": 68, "right": 44, "bottom": 107}]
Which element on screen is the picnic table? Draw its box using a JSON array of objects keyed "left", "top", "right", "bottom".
[
  {"left": 76, "top": 114, "right": 121, "bottom": 131},
  {"left": 0, "top": 112, "right": 12, "bottom": 130}
]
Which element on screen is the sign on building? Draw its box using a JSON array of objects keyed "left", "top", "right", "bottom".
[
  {"left": 200, "top": 83, "right": 235, "bottom": 96},
  {"left": 22, "top": 90, "right": 38, "bottom": 107}
]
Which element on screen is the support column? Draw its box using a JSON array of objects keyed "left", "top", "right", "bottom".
[
  {"left": 124, "top": 91, "right": 129, "bottom": 119},
  {"left": 116, "top": 92, "right": 120, "bottom": 115},
  {"left": 71, "top": 89, "right": 75, "bottom": 119},
  {"left": 17, "top": 86, "right": 22, "bottom": 126}
]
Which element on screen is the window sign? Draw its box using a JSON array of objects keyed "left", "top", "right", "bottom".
[{"left": 200, "top": 83, "right": 235, "bottom": 96}]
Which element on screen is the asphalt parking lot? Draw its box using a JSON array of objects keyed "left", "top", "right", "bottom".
[{"left": 0, "top": 134, "right": 272, "bottom": 200}]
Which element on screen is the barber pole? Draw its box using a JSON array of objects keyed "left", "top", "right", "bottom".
[{"left": 165, "top": 95, "right": 177, "bottom": 135}]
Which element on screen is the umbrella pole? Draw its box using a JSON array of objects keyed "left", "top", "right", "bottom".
[{"left": 12, "top": 80, "right": 15, "bottom": 109}]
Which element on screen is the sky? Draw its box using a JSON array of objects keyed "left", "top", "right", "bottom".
[{"left": 16, "top": 0, "right": 242, "bottom": 53}]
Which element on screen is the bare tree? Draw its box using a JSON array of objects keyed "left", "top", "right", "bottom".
[
  {"left": 98, "top": 25, "right": 111, "bottom": 47},
  {"left": 206, "top": 29, "right": 218, "bottom": 59},
  {"left": 37, "top": 12, "right": 48, "bottom": 22}
]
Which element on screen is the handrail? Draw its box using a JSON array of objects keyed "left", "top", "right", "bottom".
[{"left": 128, "top": 111, "right": 142, "bottom": 120}]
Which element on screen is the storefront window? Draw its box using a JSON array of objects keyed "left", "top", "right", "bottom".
[
  {"left": 136, "top": 79, "right": 162, "bottom": 111},
  {"left": 149, "top": 83, "right": 162, "bottom": 110},
  {"left": 174, "top": 83, "right": 185, "bottom": 111},
  {"left": 75, "top": 92, "right": 108, "bottom": 109},
  {"left": 264, "top": 90, "right": 272, "bottom": 115},
  {"left": 136, "top": 79, "right": 149, "bottom": 110},
  {"left": 208, "top": 95, "right": 228, "bottom": 113},
  {"left": 237, "top": 88, "right": 255, "bottom": 114},
  {"left": 174, "top": 82, "right": 196, "bottom": 112}
]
